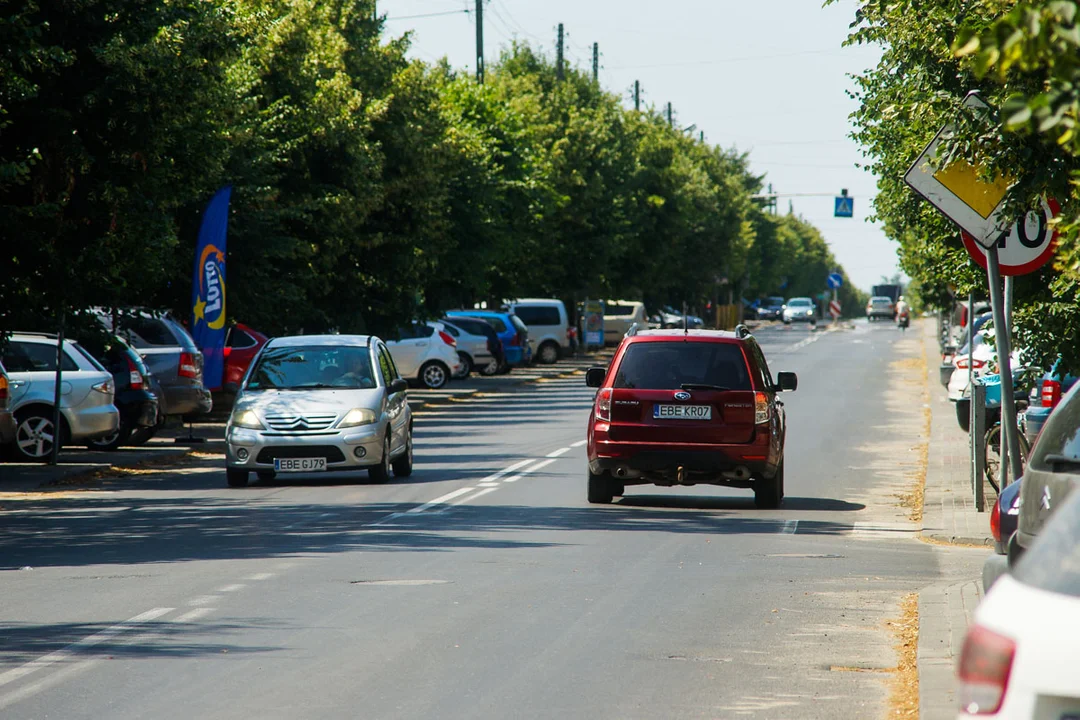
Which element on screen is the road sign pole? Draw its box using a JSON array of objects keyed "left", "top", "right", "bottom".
[
  {"left": 832, "top": 288, "right": 838, "bottom": 325},
  {"left": 985, "top": 247, "right": 1023, "bottom": 485}
]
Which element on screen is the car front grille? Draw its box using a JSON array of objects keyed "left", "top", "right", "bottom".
[
  {"left": 256, "top": 446, "right": 347, "bottom": 464},
  {"left": 264, "top": 413, "right": 337, "bottom": 432}
]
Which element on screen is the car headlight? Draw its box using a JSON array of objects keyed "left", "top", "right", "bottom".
[
  {"left": 338, "top": 408, "right": 377, "bottom": 428},
  {"left": 231, "top": 409, "right": 264, "bottom": 430}
]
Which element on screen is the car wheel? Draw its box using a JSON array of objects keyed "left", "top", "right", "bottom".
[
  {"left": 480, "top": 359, "right": 500, "bottom": 376},
  {"left": 86, "top": 424, "right": 132, "bottom": 452},
  {"left": 227, "top": 469, "right": 249, "bottom": 488},
  {"left": 128, "top": 425, "right": 158, "bottom": 446},
  {"left": 587, "top": 469, "right": 615, "bottom": 504},
  {"left": 454, "top": 352, "right": 473, "bottom": 379},
  {"left": 392, "top": 427, "right": 414, "bottom": 477},
  {"left": 369, "top": 434, "right": 392, "bottom": 483},
  {"left": 754, "top": 461, "right": 784, "bottom": 509},
  {"left": 420, "top": 361, "right": 449, "bottom": 390},
  {"left": 13, "top": 408, "right": 66, "bottom": 462},
  {"left": 538, "top": 341, "right": 560, "bottom": 365}
]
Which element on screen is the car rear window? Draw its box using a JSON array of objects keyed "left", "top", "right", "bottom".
[
  {"left": 613, "top": 341, "right": 752, "bottom": 391},
  {"left": 112, "top": 316, "right": 180, "bottom": 348},
  {"left": 228, "top": 328, "right": 258, "bottom": 348},
  {"left": 440, "top": 323, "right": 460, "bottom": 338},
  {"left": 2, "top": 341, "right": 79, "bottom": 372},
  {"left": 606, "top": 304, "right": 635, "bottom": 316},
  {"left": 510, "top": 315, "right": 528, "bottom": 335},
  {"left": 482, "top": 317, "right": 508, "bottom": 333},
  {"left": 1012, "top": 489, "right": 1080, "bottom": 598},
  {"left": 514, "top": 306, "right": 561, "bottom": 326}
]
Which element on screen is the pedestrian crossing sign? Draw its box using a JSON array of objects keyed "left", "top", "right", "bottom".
[{"left": 834, "top": 196, "right": 854, "bottom": 218}]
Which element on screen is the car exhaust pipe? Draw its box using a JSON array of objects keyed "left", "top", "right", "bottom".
[
  {"left": 677, "top": 466, "right": 686, "bottom": 485},
  {"left": 615, "top": 466, "right": 628, "bottom": 478},
  {"left": 721, "top": 466, "right": 752, "bottom": 481}
]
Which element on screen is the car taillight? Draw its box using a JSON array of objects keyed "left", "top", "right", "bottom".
[
  {"left": 0, "top": 374, "right": 7, "bottom": 403},
  {"left": 126, "top": 356, "right": 144, "bottom": 390},
  {"left": 1042, "top": 379, "right": 1062, "bottom": 408},
  {"left": 755, "top": 392, "right": 770, "bottom": 424},
  {"left": 595, "top": 388, "right": 612, "bottom": 422},
  {"left": 989, "top": 496, "right": 1002, "bottom": 543},
  {"left": 92, "top": 378, "right": 115, "bottom": 395},
  {"left": 958, "top": 624, "right": 1015, "bottom": 715},
  {"left": 510, "top": 333, "right": 523, "bottom": 347},
  {"left": 178, "top": 352, "right": 199, "bottom": 379},
  {"left": 438, "top": 331, "right": 456, "bottom": 348},
  {"left": 955, "top": 357, "right": 986, "bottom": 370}
]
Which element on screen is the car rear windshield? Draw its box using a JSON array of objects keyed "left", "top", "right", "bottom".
[
  {"left": 245, "top": 346, "right": 376, "bottom": 390},
  {"left": 510, "top": 315, "right": 528, "bottom": 335},
  {"left": 443, "top": 318, "right": 492, "bottom": 339},
  {"left": 115, "top": 317, "right": 179, "bottom": 348},
  {"left": 1012, "top": 489, "right": 1080, "bottom": 598},
  {"left": 483, "top": 317, "right": 508, "bottom": 333},
  {"left": 612, "top": 341, "right": 752, "bottom": 391},
  {"left": 514, "top": 306, "right": 561, "bottom": 326}
]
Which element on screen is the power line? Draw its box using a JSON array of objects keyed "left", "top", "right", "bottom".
[
  {"left": 386, "top": 9, "right": 469, "bottom": 21},
  {"left": 489, "top": 0, "right": 542, "bottom": 42}
]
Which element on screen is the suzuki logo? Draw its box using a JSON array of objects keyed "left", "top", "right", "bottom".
[
  {"left": 674, "top": 391, "right": 691, "bottom": 401},
  {"left": 1042, "top": 486, "right": 1052, "bottom": 511}
]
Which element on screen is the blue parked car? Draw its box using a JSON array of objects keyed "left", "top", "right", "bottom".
[
  {"left": 446, "top": 310, "right": 532, "bottom": 371},
  {"left": 1024, "top": 361, "right": 1078, "bottom": 445}
]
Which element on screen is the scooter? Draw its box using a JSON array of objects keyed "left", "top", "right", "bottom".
[{"left": 897, "top": 309, "right": 910, "bottom": 331}]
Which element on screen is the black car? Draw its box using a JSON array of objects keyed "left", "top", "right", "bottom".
[
  {"left": 74, "top": 333, "right": 159, "bottom": 451},
  {"left": 756, "top": 296, "right": 786, "bottom": 321}
]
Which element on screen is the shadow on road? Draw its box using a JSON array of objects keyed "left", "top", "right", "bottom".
[{"left": 616, "top": 495, "right": 865, "bottom": 512}]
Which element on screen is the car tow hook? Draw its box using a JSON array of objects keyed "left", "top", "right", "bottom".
[{"left": 677, "top": 466, "right": 686, "bottom": 485}]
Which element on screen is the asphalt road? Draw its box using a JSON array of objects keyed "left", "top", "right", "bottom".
[{"left": 0, "top": 320, "right": 962, "bottom": 719}]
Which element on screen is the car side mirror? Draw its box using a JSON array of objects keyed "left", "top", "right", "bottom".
[
  {"left": 223, "top": 382, "right": 240, "bottom": 394},
  {"left": 776, "top": 372, "right": 798, "bottom": 392},
  {"left": 390, "top": 378, "right": 409, "bottom": 394},
  {"left": 585, "top": 367, "right": 607, "bottom": 388}
]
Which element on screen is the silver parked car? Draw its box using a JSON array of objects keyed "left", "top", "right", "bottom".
[
  {"left": 438, "top": 319, "right": 494, "bottom": 378},
  {"left": 224, "top": 335, "right": 413, "bottom": 487},
  {"left": 1, "top": 332, "right": 119, "bottom": 461}
]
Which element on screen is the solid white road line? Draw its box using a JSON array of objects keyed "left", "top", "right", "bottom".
[
  {"left": 173, "top": 608, "right": 216, "bottom": 623},
  {"left": 570, "top": 439, "right": 588, "bottom": 448},
  {"left": 502, "top": 458, "right": 558, "bottom": 483},
  {"left": 405, "top": 487, "right": 476, "bottom": 515},
  {"left": 188, "top": 595, "right": 220, "bottom": 607},
  {"left": 245, "top": 572, "right": 275, "bottom": 581},
  {"left": 0, "top": 607, "right": 174, "bottom": 689},
  {"left": 546, "top": 447, "right": 570, "bottom": 458},
  {"left": 477, "top": 458, "right": 538, "bottom": 483},
  {"left": 217, "top": 584, "right": 246, "bottom": 593},
  {"left": 449, "top": 488, "right": 498, "bottom": 506}
]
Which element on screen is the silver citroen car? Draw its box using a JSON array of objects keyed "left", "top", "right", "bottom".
[{"left": 224, "top": 335, "right": 413, "bottom": 487}]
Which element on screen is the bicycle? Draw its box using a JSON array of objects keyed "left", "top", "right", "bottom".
[{"left": 983, "top": 395, "right": 1030, "bottom": 493}]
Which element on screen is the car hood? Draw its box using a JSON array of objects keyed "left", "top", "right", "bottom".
[{"left": 234, "top": 388, "right": 384, "bottom": 416}]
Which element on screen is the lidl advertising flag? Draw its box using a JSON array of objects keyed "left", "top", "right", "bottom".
[{"left": 191, "top": 185, "right": 231, "bottom": 390}]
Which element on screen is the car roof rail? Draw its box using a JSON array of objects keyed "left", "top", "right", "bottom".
[
  {"left": 625, "top": 323, "right": 640, "bottom": 338},
  {"left": 11, "top": 331, "right": 60, "bottom": 339},
  {"left": 735, "top": 324, "right": 752, "bottom": 339}
]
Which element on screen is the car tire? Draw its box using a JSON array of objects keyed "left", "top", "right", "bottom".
[
  {"left": 86, "top": 424, "right": 132, "bottom": 453},
  {"left": 227, "top": 469, "right": 249, "bottom": 488},
  {"left": 454, "top": 352, "right": 473, "bottom": 379},
  {"left": 782, "top": 319, "right": 790, "bottom": 325},
  {"left": 392, "top": 427, "right": 414, "bottom": 477},
  {"left": 587, "top": 469, "right": 615, "bottom": 504},
  {"left": 538, "top": 341, "right": 560, "bottom": 365},
  {"left": 128, "top": 425, "right": 158, "bottom": 446},
  {"left": 420, "top": 361, "right": 450, "bottom": 390},
  {"left": 369, "top": 435, "right": 392, "bottom": 483},
  {"left": 13, "top": 407, "right": 67, "bottom": 463},
  {"left": 754, "top": 462, "right": 784, "bottom": 509}
]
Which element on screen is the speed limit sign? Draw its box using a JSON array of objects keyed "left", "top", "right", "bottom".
[{"left": 961, "top": 198, "right": 1060, "bottom": 276}]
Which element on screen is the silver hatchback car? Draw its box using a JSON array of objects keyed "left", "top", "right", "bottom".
[{"left": 225, "top": 335, "right": 413, "bottom": 487}]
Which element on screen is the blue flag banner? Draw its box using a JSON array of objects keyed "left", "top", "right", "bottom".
[{"left": 191, "top": 185, "right": 232, "bottom": 391}]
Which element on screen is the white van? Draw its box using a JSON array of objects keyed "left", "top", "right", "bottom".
[
  {"left": 604, "top": 301, "right": 648, "bottom": 344},
  {"left": 507, "top": 299, "right": 571, "bottom": 364}
]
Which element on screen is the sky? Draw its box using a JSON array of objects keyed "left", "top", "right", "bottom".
[{"left": 383, "top": 0, "right": 900, "bottom": 293}]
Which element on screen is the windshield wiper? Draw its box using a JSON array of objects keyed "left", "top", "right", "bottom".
[{"left": 680, "top": 383, "right": 730, "bottom": 391}]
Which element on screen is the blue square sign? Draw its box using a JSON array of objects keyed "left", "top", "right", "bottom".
[{"left": 834, "top": 196, "right": 854, "bottom": 218}]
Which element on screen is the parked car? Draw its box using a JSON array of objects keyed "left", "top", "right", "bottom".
[
  {"left": 947, "top": 314, "right": 997, "bottom": 403},
  {"left": 225, "top": 335, "right": 413, "bottom": 487},
  {"left": 438, "top": 319, "right": 494, "bottom": 379},
  {"left": 603, "top": 301, "right": 649, "bottom": 343},
  {"left": 959, "top": 485, "right": 1080, "bottom": 718},
  {"left": 1022, "top": 362, "right": 1078, "bottom": 446},
  {"left": 1, "top": 332, "right": 119, "bottom": 461},
  {"left": 782, "top": 297, "right": 817, "bottom": 325},
  {"left": 384, "top": 321, "right": 461, "bottom": 390},
  {"left": 0, "top": 360, "right": 16, "bottom": 447},
  {"left": 440, "top": 315, "right": 504, "bottom": 375},
  {"left": 756, "top": 296, "right": 786, "bottom": 321},
  {"left": 585, "top": 325, "right": 797, "bottom": 507},
  {"left": 655, "top": 305, "right": 706, "bottom": 330},
  {"left": 1013, "top": 380, "right": 1080, "bottom": 566},
  {"left": 865, "top": 295, "right": 896, "bottom": 321},
  {"left": 982, "top": 476, "right": 1022, "bottom": 593},
  {"left": 223, "top": 323, "right": 269, "bottom": 392},
  {"left": 74, "top": 333, "right": 159, "bottom": 451},
  {"left": 93, "top": 309, "right": 212, "bottom": 427},
  {"left": 446, "top": 310, "right": 532, "bottom": 368},
  {"left": 507, "top": 299, "right": 571, "bottom": 364}
]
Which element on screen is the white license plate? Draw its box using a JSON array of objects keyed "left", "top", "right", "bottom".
[
  {"left": 653, "top": 404, "right": 712, "bottom": 420},
  {"left": 274, "top": 457, "right": 327, "bottom": 472}
]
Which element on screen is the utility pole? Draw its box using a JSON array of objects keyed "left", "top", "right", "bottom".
[
  {"left": 475, "top": 0, "right": 484, "bottom": 83},
  {"left": 592, "top": 42, "right": 599, "bottom": 83},
  {"left": 556, "top": 23, "right": 564, "bottom": 81},
  {"left": 666, "top": 102, "right": 673, "bottom": 127},
  {"left": 699, "top": 130, "right": 704, "bottom": 142},
  {"left": 633, "top": 80, "right": 640, "bottom": 111}
]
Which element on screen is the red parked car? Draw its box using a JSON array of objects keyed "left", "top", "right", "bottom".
[
  {"left": 222, "top": 323, "right": 269, "bottom": 391},
  {"left": 585, "top": 325, "right": 797, "bottom": 507}
]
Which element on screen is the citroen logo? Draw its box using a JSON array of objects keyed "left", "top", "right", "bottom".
[
  {"left": 1042, "top": 486, "right": 1052, "bottom": 511},
  {"left": 674, "top": 391, "right": 691, "bottom": 401}
]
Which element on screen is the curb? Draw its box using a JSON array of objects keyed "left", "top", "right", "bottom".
[{"left": 920, "top": 532, "right": 994, "bottom": 547}]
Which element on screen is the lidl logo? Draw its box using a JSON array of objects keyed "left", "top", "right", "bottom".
[{"left": 193, "top": 243, "right": 226, "bottom": 330}]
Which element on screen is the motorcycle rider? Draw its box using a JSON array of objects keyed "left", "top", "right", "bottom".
[{"left": 896, "top": 295, "right": 911, "bottom": 330}]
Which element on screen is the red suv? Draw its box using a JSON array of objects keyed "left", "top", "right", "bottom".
[{"left": 585, "top": 326, "right": 797, "bottom": 508}]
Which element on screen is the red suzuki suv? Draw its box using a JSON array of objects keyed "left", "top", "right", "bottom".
[{"left": 585, "top": 325, "right": 797, "bottom": 508}]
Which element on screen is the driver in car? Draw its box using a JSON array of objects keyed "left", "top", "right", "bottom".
[{"left": 333, "top": 352, "right": 375, "bottom": 388}]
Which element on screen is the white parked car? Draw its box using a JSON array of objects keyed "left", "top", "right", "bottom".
[
  {"left": 384, "top": 322, "right": 461, "bottom": 390},
  {"left": 957, "top": 486, "right": 1080, "bottom": 718},
  {"left": 433, "top": 319, "right": 493, "bottom": 379},
  {"left": 603, "top": 301, "right": 648, "bottom": 344},
  {"left": 507, "top": 299, "right": 572, "bottom": 364},
  {"left": 1, "top": 332, "right": 119, "bottom": 461},
  {"left": 947, "top": 324, "right": 1021, "bottom": 403}
]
